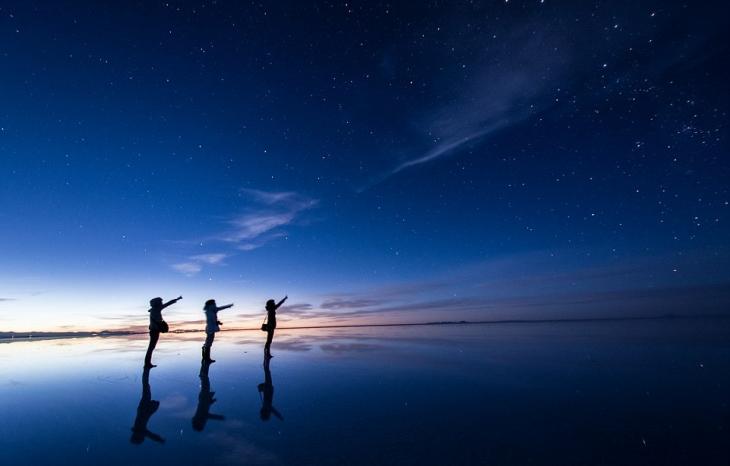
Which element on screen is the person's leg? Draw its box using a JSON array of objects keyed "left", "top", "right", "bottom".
[
  {"left": 202, "top": 332, "right": 210, "bottom": 360},
  {"left": 264, "top": 328, "right": 275, "bottom": 358},
  {"left": 145, "top": 331, "right": 160, "bottom": 367},
  {"left": 203, "top": 332, "right": 216, "bottom": 362}
]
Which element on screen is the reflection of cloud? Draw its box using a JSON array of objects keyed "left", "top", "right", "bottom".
[
  {"left": 232, "top": 333, "right": 323, "bottom": 352},
  {"left": 320, "top": 343, "right": 384, "bottom": 353},
  {"left": 213, "top": 432, "right": 277, "bottom": 465},
  {"left": 272, "top": 339, "right": 313, "bottom": 352}
]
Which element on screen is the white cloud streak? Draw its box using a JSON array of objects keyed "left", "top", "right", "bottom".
[
  {"left": 170, "top": 189, "right": 317, "bottom": 274},
  {"left": 220, "top": 190, "right": 317, "bottom": 247},
  {"left": 171, "top": 262, "right": 203, "bottom": 275},
  {"left": 190, "top": 253, "right": 228, "bottom": 265},
  {"left": 172, "top": 252, "right": 229, "bottom": 275},
  {"left": 364, "top": 28, "right": 569, "bottom": 189}
]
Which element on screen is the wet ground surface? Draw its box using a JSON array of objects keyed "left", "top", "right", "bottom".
[{"left": 1, "top": 320, "right": 729, "bottom": 465}]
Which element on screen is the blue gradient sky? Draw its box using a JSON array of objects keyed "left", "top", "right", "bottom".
[{"left": 1, "top": 1, "right": 729, "bottom": 331}]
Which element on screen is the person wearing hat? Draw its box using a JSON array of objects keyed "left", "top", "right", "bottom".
[
  {"left": 202, "top": 299, "right": 234, "bottom": 363},
  {"left": 263, "top": 295, "right": 287, "bottom": 359},
  {"left": 144, "top": 295, "right": 182, "bottom": 368}
]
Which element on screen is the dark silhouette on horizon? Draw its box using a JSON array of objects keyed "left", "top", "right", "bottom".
[
  {"left": 263, "top": 295, "right": 287, "bottom": 359},
  {"left": 192, "top": 360, "right": 225, "bottom": 432},
  {"left": 257, "top": 357, "right": 283, "bottom": 421},
  {"left": 144, "top": 295, "right": 182, "bottom": 368},
  {"left": 202, "top": 299, "right": 233, "bottom": 363},
  {"left": 130, "top": 367, "right": 165, "bottom": 444}
]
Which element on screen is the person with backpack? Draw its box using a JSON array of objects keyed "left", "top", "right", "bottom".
[
  {"left": 144, "top": 295, "right": 182, "bottom": 368},
  {"left": 262, "top": 295, "right": 287, "bottom": 359}
]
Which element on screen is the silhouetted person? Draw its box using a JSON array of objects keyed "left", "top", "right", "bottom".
[
  {"left": 192, "top": 360, "right": 225, "bottom": 431},
  {"left": 130, "top": 367, "right": 165, "bottom": 444},
  {"left": 258, "top": 357, "right": 283, "bottom": 421},
  {"left": 263, "top": 295, "right": 287, "bottom": 359},
  {"left": 202, "top": 299, "right": 233, "bottom": 363},
  {"left": 144, "top": 295, "right": 182, "bottom": 368}
]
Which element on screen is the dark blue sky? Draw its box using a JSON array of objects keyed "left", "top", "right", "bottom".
[{"left": 1, "top": 1, "right": 728, "bottom": 331}]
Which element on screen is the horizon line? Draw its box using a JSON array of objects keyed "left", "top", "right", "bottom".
[{"left": 2, "top": 312, "right": 728, "bottom": 343}]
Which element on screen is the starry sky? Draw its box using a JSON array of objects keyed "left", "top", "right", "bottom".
[{"left": 1, "top": 1, "right": 728, "bottom": 332}]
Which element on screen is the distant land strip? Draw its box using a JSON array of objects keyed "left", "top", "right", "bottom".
[{"left": 2, "top": 313, "right": 729, "bottom": 343}]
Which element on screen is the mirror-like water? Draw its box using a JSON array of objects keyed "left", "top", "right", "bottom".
[{"left": 1, "top": 320, "right": 728, "bottom": 465}]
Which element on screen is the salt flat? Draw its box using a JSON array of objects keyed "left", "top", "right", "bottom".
[{"left": 1, "top": 320, "right": 728, "bottom": 465}]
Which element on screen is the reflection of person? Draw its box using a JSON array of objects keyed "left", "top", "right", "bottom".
[
  {"left": 145, "top": 295, "right": 182, "bottom": 368},
  {"left": 202, "top": 299, "right": 233, "bottom": 363},
  {"left": 130, "top": 367, "right": 165, "bottom": 444},
  {"left": 264, "top": 296, "right": 287, "bottom": 359},
  {"left": 192, "top": 361, "right": 225, "bottom": 431},
  {"left": 257, "top": 357, "right": 283, "bottom": 421}
]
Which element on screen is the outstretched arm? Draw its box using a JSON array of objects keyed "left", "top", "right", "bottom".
[
  {"left": 217, "top": 303, "right": 234, "bottom": 311},
  {"left": 275, "top": 296, "right": 288, "bottom": 310},
  {"left": 162, "top": 296, "right": 183, "bottom": 309}
]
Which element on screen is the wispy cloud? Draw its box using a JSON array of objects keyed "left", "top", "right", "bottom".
[
  {"left": 320, "top": 298, "right": 384, "bottom": 310},
  {"left": 171, "top": 262, "right": 203, "bottom": 275},
  {"left": 171, "top": 253, "right": 229, "bottom": 275},
  {"left": 363, "top": 28, "right": 568, "bottom": 189},
  {"left": 309, "top": 283, "right": 730, "bottom": 321},
  {"left": 220, "top": 189, "right": 318, "bottom": 250},
  {"left": 280, "top": 250, "right": 730, "bottom": 322},
  {"left": 239, "top": 189, "right": 308, "bottom": 206},
  {"left": 170, "top": 189, "right": 317, "bottom": 274},
  {"left": 190, "top": 253, "right": 227, "bottom": 265}
]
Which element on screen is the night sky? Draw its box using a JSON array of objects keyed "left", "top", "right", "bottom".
[{"left": 1, "top": 1, "right": 728, "bottom": 332}]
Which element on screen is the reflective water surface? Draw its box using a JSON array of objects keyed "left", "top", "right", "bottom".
[{"left": 1, "top": 320, "right": 728, "bottom": 465}]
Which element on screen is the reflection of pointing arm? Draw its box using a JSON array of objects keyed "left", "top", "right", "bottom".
[
  {"left": 146, "top": 431, "right": 166, "bottom": 443},
  {"left": 270, "top": 407, "right": 284, "bottom": 420}
]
